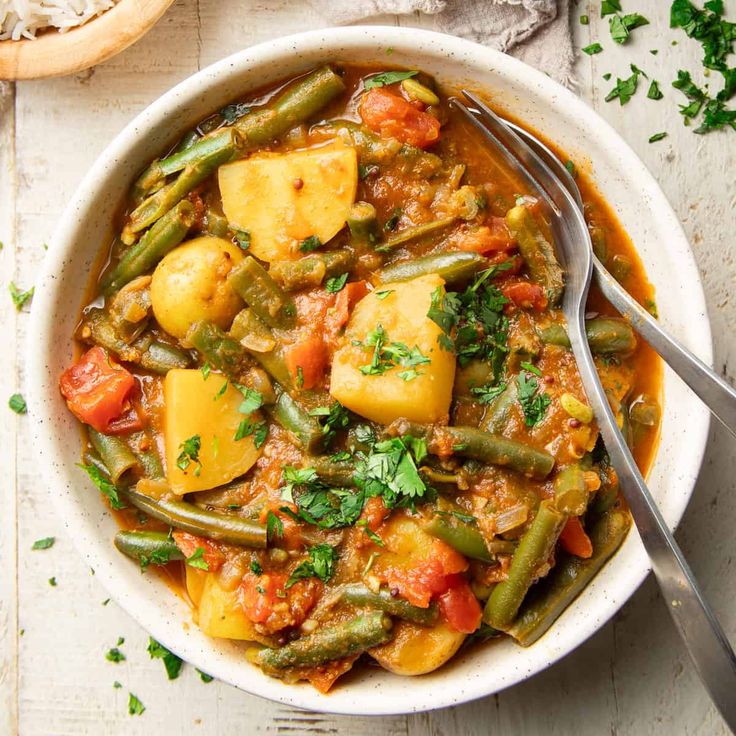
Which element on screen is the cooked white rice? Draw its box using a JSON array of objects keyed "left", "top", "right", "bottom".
[{"left": 0, "top": 0, "right": 119, "bottom": 41}]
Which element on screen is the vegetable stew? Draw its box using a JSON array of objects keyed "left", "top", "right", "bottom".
[{"left": 60, "top": 64, "right": 662, "bottom": 691}]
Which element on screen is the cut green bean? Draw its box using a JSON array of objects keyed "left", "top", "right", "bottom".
[
  {"left": 377, "top": 251, "right": 486, "bottom": 285},
  {"left": 347, "top": 202, "right": 381, "bottom": 244},
  {"left": 483, "top": 500, "right": 567, "bottom": 631},
  {"left": 107, "top": 277, "right": 152, "bottom": 344},
  {"left": 609, "top": 254, "right": 632, "bottom": 282},
  {"left": 310, "top": 456, "right": 357, "bottom": 486},
  {"left": 187, "top": 320, "right": 252, "bottom": 382},
  {"left": 508, "top": 509, "right": 631, "bottom": 646},
  {"left": 102, "top": 201, "right": 194, "bottom": 294},
  {"left": 235, "top": 66, "right": 346, "bottom": 147},
  {"left": 227, "top": 256, "right": 296, "bottom": 329},
  {"left": 377, "top": 217, "right": 456, "bottom": 252},
  {"left": 270, "top": 390, "right": 324, "bottom": 453},
  {"left": 480, "top": 381, "right": 518, "bottom": 434},
  {"left": 88, "top": 428, "right": 139, "bottom": 484},
  {"left": 335, "top": 584, "right": 438, "bottom": 625},
  {"left": 553, "top": 464, "right": 589, "bottom": 516},
  {"left": 114, "top": 531, "right": 184, "bottom": 566},
  {"left": 538, "top": 317, "right": 636, "bottom": 355},
  {"left": 229, "top": 309, "right": 292, "bottom": 388},
  {"left": 425, "top": 515, "right": 493, "bottom": 562},
  {"left": 121, "top": 488, "right": 267, "bottom": 548},
  {"left": 270, "top": 251, "right": 354, "bottom": 291},
  {"left": 505, "top": 205, "right": 564, "bottom": 306},
  {"left": 588, "top": 225, "right": 608, "bottom": 264},
  {"left": 203, "top": 205, "right": 229, "bottom": 238},
  {"left": 159, "top": 127, "right": 243, "bottom": 177},
  {"left": 139, "top": 339, "right": 192, "bottom": 373},
  {"left": 256, "top": 611, "right": 393, "bottom": 670}
]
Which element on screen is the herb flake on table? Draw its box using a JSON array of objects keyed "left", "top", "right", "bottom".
[
  {"left": 609, "top": 12, "right": 650, "bottom": 44},
  {"left": 8, "top": 393, "right": 26, "bottom": 414},
  {"left": 9, "top": 283, "right": 34, "bottom": 311},
  {"left": 147, "top": 637, "right": 184, "bottom": 680},
  {"left": 582, "top": 42, "right": 604, "bottom": 55},
  {"left": 128, "top": 692, "right": 145, "bottom": 716},
  {"left": 648, "top": 80, "right": 664, "bottom": 99},
  {"left": 605, "top": 68, "right": 642, "bottom": 105},
  {"left": 32, "top": 536, "right": 54, "bottom": 550},
  {"left": 106, "top": 647, "right": 126, "bottom": 663},
  {"left": 649, "top": 132, "right": 668, "bottom": 142}
]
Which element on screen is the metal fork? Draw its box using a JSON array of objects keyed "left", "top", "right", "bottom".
[{"left": 451, "top": 91, "right": 736, "bottom": 730}]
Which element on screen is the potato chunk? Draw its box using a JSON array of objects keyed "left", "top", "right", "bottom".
[
  {"left": 164, "top": 369, "right": 263, "bottom": 494},
  {"left": 218, "top": 140, "right": 358, "bottom": 263},
  {"left": 150, "top": 236, "right": 244, "bottom": 339},
  {"left": 197, "top": 573, "right": 262, "bottom": 641},
  {"left": 330, "top": 274, "right": 455, "bottom": 424}
]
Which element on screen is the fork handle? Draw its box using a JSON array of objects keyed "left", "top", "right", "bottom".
[{"left": 593, "top": 257, "right": 736, "bottom": 439}]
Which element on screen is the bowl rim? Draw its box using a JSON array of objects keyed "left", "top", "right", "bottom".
[
  {"left": 0, "top": 0, "right": 175, "bottom": 80},
  {"left": 27, "top": 26, "right": 713, "bottom": 715}
]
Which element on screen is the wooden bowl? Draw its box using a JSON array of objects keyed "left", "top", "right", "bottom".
[{"left": 0, "top": 0, "right": 175, "bottom": 80}]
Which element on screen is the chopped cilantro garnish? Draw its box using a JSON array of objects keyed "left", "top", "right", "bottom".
[
  {"left": 517, "top": 372, "right": 551, "bottom": 426},
  {"left": 605, "top": 69, "right": 641, "bottom": 105},
  {"left": 364, "top": 70, "right": 418, "bottom": 90},
  {"left": 285, "top": 544, "right": 338, "bottom": 588},
  {"left": 48, "top": 577, "right": 57, "bottom": 587},
  {"left": 78, "top": 463, "right": 126, "bottom": 510},
  {"left": 383, "top": 208, "right": 402, "bottom": 231},
  {"left": 609, "top": 12, "right": 649, "bottom": 44},
  {"left": 234, "top": 418, "right": 268, "bottom": 447},
  {"left": 519, "top": 361, "right": 542, "bottom": 377},
  {"left": 564, "top": 160, "right": 577, "bottom": 178},
  {"left": 355, "top": 324, "right": 430, "bottom": 381},
  {"left": 176, "top": 435, "right": 202, "bottom": 475},
  {"left": 200, "top": 362, "right": 211, "bottom": 381},
  {"left": 106, "top": 647, "right": 126, "bottom": 663},
  {"left": 266, "top": 511, "right": 284, "bottom": 542},
  {"left": 647, "top": 80, "right": 664, "bottom": 100},
  {"left": 582, "top": 42, "right": 603, "bottom": 55},
  {"left": 375, "top": 289, "right": 394, "bottom": 300},
  {"left": 325, "top": 273, "right": 349, "bottom": 293},
  {"left": 147, "top": 637, "right": 183, "bottom": 680},
  {"left": 601, "top": 0, "right": 621, "bottom": 16},
  {"left": 649, "top": 132, "right": 668, "bottom": 142},
  {"left": 185, "top": 547, "right": 209, "bottom": 571},
  {"left": 580, "top": 14, "right": 590, "bottom": 24},
  {"left": 250, "top": 559, "right": 263, "bottom": 575},
  {"left": 299, "top": 235, "right": 322, "bottom": 253},
  {"left": 8, "top": 393, "right": 26, "bottom": 414},
  {"left": 214, "top": 380, "right": 228, "bottom": 399},
  {"left": 309, "top": 401, "right": 350, "bottom": 444},
  {"left": 471, "top": 383, "right": 507, "bottom": 405},
  {"left": 9, "top": 283, "right": 34, "bottom": 311},
  {"left": 197, "top": 670, "right": 214, "bottom": 683},
  {"left": 32, "top": 536, "right": 54, "bottom": 550},
  {"left": 128, "top": 692, "right": 145, "bottom": 716},
  {"left": 236, "top": 385, "right": 263, "bottom": 415}
]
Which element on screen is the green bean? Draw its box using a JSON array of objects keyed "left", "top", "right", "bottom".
[
  {"left": 483, "top": 500, "right": 567, "bottom": 631},
  {"left": 229, "top": 309, "right": 292, "bottom": 387},
  {"left": 425, "top": 515, "right": 493, "bottom": 562},
  {"left": 235, "top": 66, "right": 346, "bottom": 147},
  {"left": 335, "top": 584, "right": 438, "bottom": 625},
  {"left": 270, "top": 390, "right": 324, "bottom": 452},
  {"left": 114, "top": 531, "right": 184, "bottom": 565},
  {"left": 159, "top": 127, "right": 242, "bottom": 177},
  {"left": 347, "top": 202, "right": 381, "bottom": 244},
  {"left": 377, "top": 251, "right": 486, "bottom": 285},
  {"left": 102, "top": 201, "right": 194, "bottom": 294},
  {"left": 139, "top": 339, "right": 192, "bottom": 373},
  {"left": 121, "top": 488, "right": 267, "bottom": 548},
  {"left": 270, "top": 251, "right": 354, "bottom": 291},
  {"left": 553, "top": 464, "right": 589, "bottom": 516},
  {"left": 88, "top": 428, "right": 139, "bottom": 484},
  {"left": 588, "top": 224, "right": 608, "bottom": 264},
  {"left": 256, "top": 611, "right": 393, "bottom": 670},
  {"left": 377, "top": 217, "right": 456, "bottom": 252},
  {"left": 505, "top": 205, "right": 564, "bottom": 306},
  {"left": 227, "top": 256, "right": 296, "bottom": 329},
  {"left": 107, "top": 277, "right": 152, "bottom": 344},
  {"left": 592, "top": 468, "right": 619, "bottom": 514},
  {"left": 187, "top": 320, "right": 252, "bottom": 382},
  {"left": 203, "top": 205, "right": 229, "bottom": 238},
  {"left": 130, "top": 432, "right": 164, "bottom": 480},
  {"left": 538, "top": 317, "right": 637, "bottom": 355},
  {"left": 480, "top": 381, "right": 518, "bottom": 433},
  {"left": 629, "top": 397, "right": 660, "bottom": 427},
  {"left": 174, "top": 129, "right": 201, "bottom": 153},
  {"left": 508, "top": 509, "right": 631, "bottom": 646},
  {"left": 310, "top": 456, "right": 356, "bottom": 486},
  {"left": 609, "top": 254, "right": 632, "bottom": 282},
  {"left": 419, "top": 466, "right": 464, "bottom": 487}
]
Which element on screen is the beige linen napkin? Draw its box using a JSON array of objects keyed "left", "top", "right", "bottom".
[{"left": 307, "top": 0, "right": 574, "bottom": 87}]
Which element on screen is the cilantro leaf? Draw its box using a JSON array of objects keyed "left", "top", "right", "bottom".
[
  {"left": 185, "top": 547, "right": 209, "bottom": 571},
  {"left": 250, "top": 558, "right": 263, "bottom": 575},
  {"left": 325, "top": 273, "right": 349, "bottom": 293},
  {"left": 78, "top": 463, "right": 126, "bottom": 510},
  {"left": 236, "top": 386, "right": 263, "bottom": 415},
  {"left": 128, "top": 692, "right": 145, "bottom": 716},
  {"left": 364, "top": 70, "right": 418, "bottom": 90},
  {"left": 649, "top": 132, "right": 668, "bottom": 142},
  {"left": 8, "top": 393, "right": 26, "bottom": 414},
  {"left": 32, "top": 536, "right": 54, "bottom": 550},
  {"left": 471, "top": 382, "right": 507, "bottom": 405},
  {"left": 516, "top": 372, "right": 551, "bottom": 427},
  {"left": 9, "top": 282, "right": 34, "bottom": 311},
  {"left": 266, "top": 511, "right": 284, "bottom": 542},
  {"left": 605, "top": 69, "right": 641, "bottom": 105},
  {"left": 582, "top": 42, "right": 603, "bottom": 55},
  {"left": 309, "top": 401, "right": 350, "bottom": 444},
  {"left": 176, "top": 435, "right": 202, "bottom": 475},
  {"left": 647, "top": 80, "right": 664, "bottom": 100},
  {"left": 197, "top": 670, "right": 214, "bottom": 683},
  {"left": 285, "top": 544, "right": 338, "bottom": 588},
  {"left": 106, "top": 647, "right": 126, "bottom": 663},
  {"left": 600, "top": 0, "right": 621, "bottom": 17},
  {"left": 234, "top": 418, "right": 268, "bottom": 447},
  {"left": 299, "top": 235, "right": 322, "bottom": 253},
  {"left": 147, "top": 637, "right": 183, "bottom": 680}
]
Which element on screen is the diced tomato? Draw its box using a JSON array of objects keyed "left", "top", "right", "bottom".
[
  {"left": 487, "top": 252, "right": 524, "bottom": 275},
  {"left": 172, "top": 531, "right": 226, "bottom": 572},
  {"left": 105, "top": 404, "right": 144, "bottom": 435},
  {"left": 258, "top": 504, "right": 304, "bottom": 550},
  {"left": 241, "top": 572, "right": 321, "bottom": 634},
  {"left": 59, "top": 346, "right": 139, "bottom": 433},
  {"left": 326, "top": 280, "right": 369, "bottom": 336},
  {"left": 438, "top": 575, "right": 482, "bottom": 633},
  {"left": 359, "top": 496, "right": 390, "bottom": 533},
  {"left": 304, "top": 655, "right": 359, "bottom": 693},
  {"left": 559, "top": 516, "right": 593, "bottom": 559},
  {"left": 455, "top": 219, "right": 516, "bottom": 254},
  {"left": 284, "top": 336, "right": 328, "bottom": 390},
  {"left": 500, "top": 280, "right": 548, "bottom": 311},
  {"left": 383, "top": 539, "right": 469, "bottom": 608},
  {"left": 359, "top": 88, "right": 441, "bottom": 149}
]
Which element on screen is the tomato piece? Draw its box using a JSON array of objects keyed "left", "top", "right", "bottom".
[
  {"left": 326, "top": 280, "right": 369, "bottom": 336},
  {"left": 438, "top": 575, "right": 482, "bottom": 633},
  {"left": 500, "top": 280, "right": 548, "bottom": 311},
  {"left": 284, "top": 336, "right": 328, "bottom": 390},
  {"left": 241, "top": 572, "right": 321, "bottom": 634},
  {"left": 455, "top": 219, "right": 516, "bottom": 253},
  {"left": 559, "top": 516, "right": 593, "bottom": 559},
  {"left": 304, "top": 655, "right": 359, "bottom": 693},
  {"left": 258, "top": 504, "right": 303, "bottom": 550},
  {"left": 172, "top": 531, "right": 226, "bottom": 572},
  {"left": 359, "top": 496, "right": 390, "bottom": 533},
  {"left": 104, "top": 404, "right": 144, "bottom": 435},
  {"left": 359, "top": 88, "right": 441, "bottom": 149},
  {"left": 59, "top": 346, "right": 137, "bottom": 433}
]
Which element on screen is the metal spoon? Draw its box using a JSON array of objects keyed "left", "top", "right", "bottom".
[{"left": 452, "top": 90, "right": 736, "bottom": 730}]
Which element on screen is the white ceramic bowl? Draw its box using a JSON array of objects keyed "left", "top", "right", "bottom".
[{"left": 28, "top": 27, "right": 712, "bottom": 715}]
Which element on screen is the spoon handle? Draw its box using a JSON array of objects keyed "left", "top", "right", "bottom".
[
  {"left": 567, "top": 308, "right": 736, "bottom": 730},
  {"left": 593, "top": 257, "right": 736, "bottom": 439}
]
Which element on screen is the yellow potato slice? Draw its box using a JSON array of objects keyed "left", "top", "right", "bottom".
[
  {"left": 329, "top": 274, "right": 456, "bottom": 424},
  {"left": 186, "top": 566, "right": 206, "bottom": 607},
  {"left": 218, "top": 140, "right": 358, "bottom": 263},
  {"left": 164, "top": 369, "right": 263, "bottom": 494},
  {"left": 197, "top": 573, "right": 261, "bottom": 641}
]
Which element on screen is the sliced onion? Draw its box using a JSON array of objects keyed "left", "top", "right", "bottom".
[{"left": 494, "top": 504, "right": 529, "bottom": 534}]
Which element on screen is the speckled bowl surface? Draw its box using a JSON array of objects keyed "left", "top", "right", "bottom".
[{"left": 28, "top": 27, "right": 712, "bottom": 715}]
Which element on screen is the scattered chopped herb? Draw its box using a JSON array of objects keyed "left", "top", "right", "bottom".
[
  {"left": 364, "top": 70, "right": 418, "bottom": 90},
  {"left": 650, "top": 49, "right": 659, "bottom": 55},
  {"left": 580, "top": 14, "right": 590, "bottom": 24},
  {"left": 285, "top": 544, "right": 338, "bottom": 588},
  {"left": 113, "top": 681, "right": 122, "bottom": 689},
  {"left": 645, "top": 298, "right": 659, "bottom": 317},
  {"left": 214, "top": 380, "right": 228, "bottom": 399},
  {"left": 375, "top": 289, "right": 394, "bottom": 300},
  {"left": 147, "top": 637, "right": 183, "bottom": 680},
  {"left": 200, "top": 362, "right": 211, "bottom": 381},
  {"left": 106, "top": 647, "right": 126, "bottom": 663},
  {"left": 648, "top": 80, "right": 664, "bottom": 99},
  {"left": 649, "top": 131, "right": 668, "bottom": 142},
  {"left": 128, "top": 692, "right": 145, "bottom": 716},
  {"left": 32, "top": 537, "right": 54, "bottom": 550},
  {"left": 603, "top": 72, "right": 612, "bottom": 81},
  {"left": 609, "top": 12, "right": 649, "bottom": 44},
  {"left": 325, "top": 273, "right": 349, "bottom": 293},
  {"left": 185, "top": 547, "right": 209, "bottom": 571},
  {"left": 356, "top": 519, "right": 385, "bottom": 546},
  {"left": 197, "top": 670, "right": 214, "bottom": 683},
  {"left": 605, "top": 68, "right": 641, "bottom": 105},
  {"left": 517, "top": 372, "right": 552, "bottom": 426},
  {"left": 309, "top": 401, "right": 350, "bottom": 444},
  {"left": 176, "top": 435, "right": 202, "bottom": 475},
  {"left": 564, "top": 160, "right": 577, "bottom": 178},
  {"left": 234, "top": 230, "right": 251, "bottom": 251},
  {"left": 383, "top": 208, "right": 402, "bottom": 231},
  {"left": 330, "top": 450, "right": 352, "bottom": 462},
  {"left": 266, "top": 511, "right": 284, "bottom": 542},
  {"left": 117, "top": 637, "right": 124, "bottom": 646},
  {"left": 48, "top": 577, "right": 57, "bottom": 587},
  {"left": 630, "top": 63, "right": 648, "bottom": 78},
  {"left": 102, "top": 598, "right": 110, "bottom": 606},
  {"left": 299, "top": 235, "right": 322, "bottom": 253},
  {"left": 9, "top": 283, "right": 34, "bottom": 310},
  {"left": 601, "top": 0, "right": 622, "bottom": 17},
  {"left": 470, "top": 383, "right": 507, "bottom": 404},
  {"left": 8, "top": 393, "right": 26, "bottom": 414},
  {"left": 520, "top": 361, "right": 542, "bottom": 377},
  {"left": 236, "top": 385, "right": 263, "bottom": 415},
  {"left": 78, "top": 463, "right": 125, "bottom": 510},
  {"left": 234, "top": 418, "right": 268, "bottom": 447},
  {"left": 355, "top": 324, "right": 430, "bottom": 381},
  {"left": 250, "top": 559, "right": 263, "bottom": 575},
  {"left": 582, "top": 42, "right": 603, "bottom": 55}
]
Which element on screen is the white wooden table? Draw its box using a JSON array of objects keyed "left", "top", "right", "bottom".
[{"left": 1, "top": 2, "right": 734, "bottom": 733}]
